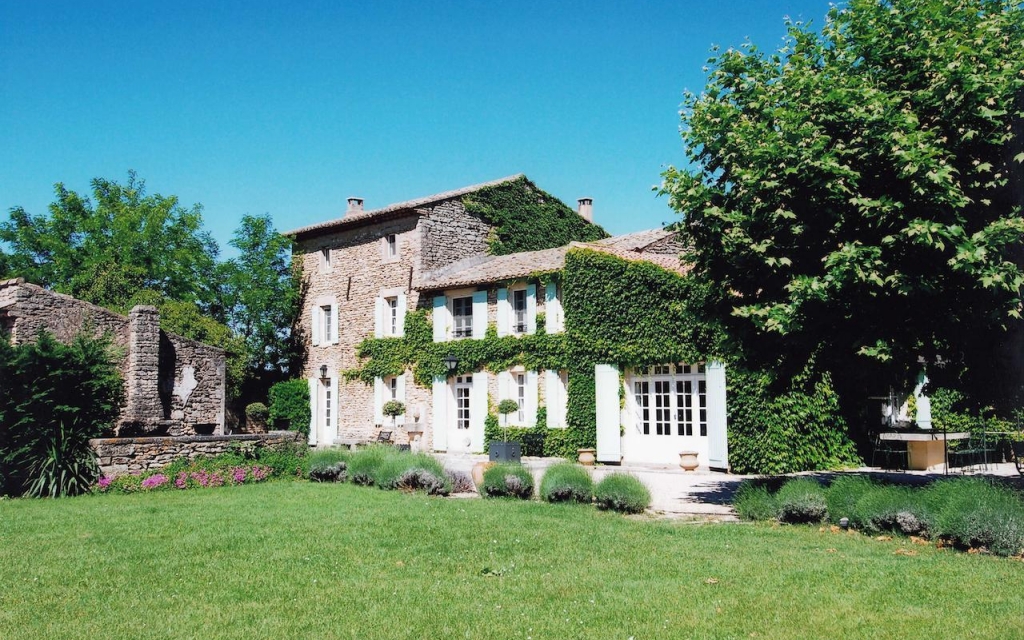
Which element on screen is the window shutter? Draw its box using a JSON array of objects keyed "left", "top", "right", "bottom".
[
  {"left": 396, "top": 293, "right": 407, "bottom": 338},
  {"left": 595, "top": 364, "right": 622, "bottom": 463},
  {"left": 544, "top": 370, "right": 563, "bottom": 427},
  {"left": 373, "top": 377, "right": 384, "bottom": 425},
  {"left": 330, "top": 303, "right": 339, "bottom": 343},
  {"left": 496, "top": 288, "right": 509, "bottom": 337},
  {"left": 374, "top": 297, "right": 385, "bottom": 339},
  {"left": 472, "top": 290, "right": 487, "bottom": 339},
  {"left": 470, "top": 371, "right": 488, "bottom": 452},
  {"left": 431, "top": 376, "right": 448, "bottom": 451},
  {"left": 526, "top": 284, "right": 537, "bottom": 334},
  {"left": 396, "top": 374, "right": 406, "bottom": 424},
  {"left": 497, "top": 370, "right": 510, "bottom": 405},
  {"left": 525, "top": 370, "right": 539, "bottom": 426},
  {"left": 545, "top": 281, "right": 562, "bottom": 333},
  {"left": 307, "top": 378, "right": 318, "bottom": 445},
  {"left": 311, "top": 306, "right": 321, "bottom": 347},
  {"left": 329, "top": 376, "right": 339, "bottom": 441},
  {"left": 706, "top": 361, "right": 729, "bottom": 471},
  {"left": 432, "top": 296, "right": 447, "bottom": 342}
]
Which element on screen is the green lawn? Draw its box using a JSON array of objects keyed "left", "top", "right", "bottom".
[{"left": 2, "top": 482, "right": 1022, "bottom": 640}]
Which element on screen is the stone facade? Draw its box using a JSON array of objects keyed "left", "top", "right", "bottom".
[
  {"left": 90, "top": 431, "right": 303, "bottom": 476},
  {"left": 0, "top": 278, "right": 226, "bottom": 436}
]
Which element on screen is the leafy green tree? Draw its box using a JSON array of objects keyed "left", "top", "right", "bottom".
[
  {"left": 661, "top": 0, "right": 1024, "bottom": 402},
  {"left": 220, "top": 214, "right": 300, "bottom": 397},
  {"left": 0, "top": 171, "right": 219, "bottom": 310}
]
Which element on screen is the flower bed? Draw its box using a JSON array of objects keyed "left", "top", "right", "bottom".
[{"left": 96, "top": 462, "right": 274, "bottom": 493}]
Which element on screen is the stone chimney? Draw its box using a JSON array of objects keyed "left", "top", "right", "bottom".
[
  {"left": 577, "top": 197, "right": 593, "bottom": 223},
  {"left": 346, "top": 197, "right": 364, "bottom": 215}
]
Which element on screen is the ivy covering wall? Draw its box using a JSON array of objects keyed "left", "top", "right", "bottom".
[
  {"left": 461, "top": 177, "right": 608, "bottom": 255},
  {"left": 347, "top": 247, "right": 861, "bottom": 472}
]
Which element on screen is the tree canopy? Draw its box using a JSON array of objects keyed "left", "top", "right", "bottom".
[{"left": 661, "top": 0, "right": 1024, "bottom": 398}]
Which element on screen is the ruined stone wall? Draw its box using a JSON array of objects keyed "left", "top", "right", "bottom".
[
  {"left": 0, "top": 279, "right": 225, "bottom": 436},
  {"left": 90, "top": 431, "right": 302, "bottom": 476},
  {"left": 418, "top": 198, "right": 492, "bottom": 272}
]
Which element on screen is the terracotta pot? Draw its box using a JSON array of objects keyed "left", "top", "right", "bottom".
[
  {"left": 471, "top": 461, "right": 494, "bottom": 488},
  {"left": 679, "top": 451, "right": 699, "bottom": 471},
  {"left": 577, "top": 448, "right": 597, "bottom": 466}
]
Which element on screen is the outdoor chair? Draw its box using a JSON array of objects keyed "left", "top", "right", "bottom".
[
  {"left": 872, "top": 434, "right": 908, "bottom": 471},
  {"left": 949, "top": 434, "right": 993, "bottom": 473},
  {"left": 376, "top": 430, "right": 393, "bottom": 444}
]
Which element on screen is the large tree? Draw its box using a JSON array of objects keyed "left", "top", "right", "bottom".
[
  {"left": 661, "top": 0, "right": 1024, "bottom": 406},
  {"left": 1, "top": 171, "right": 219, "bottom": 311}
]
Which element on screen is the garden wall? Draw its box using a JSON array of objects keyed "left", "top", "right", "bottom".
[{"left": 90, "top": 431, "right": 303, "bottom": 476}]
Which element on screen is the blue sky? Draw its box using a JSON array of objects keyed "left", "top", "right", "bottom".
[{"left": 1, "top": 0, "right": 834, "bottom": 256}]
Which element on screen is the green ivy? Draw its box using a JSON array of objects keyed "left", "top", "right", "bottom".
[
  {"left": 348, "top": 247, "right": 860, "bottom": 471},
  {"left": 462, "top": 177, "right": 608, "bottom": 255}
]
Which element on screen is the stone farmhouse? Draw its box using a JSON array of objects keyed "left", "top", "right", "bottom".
[
  {"left": 0, "top": 278, "right": 226, "bottom": 437},
  {"left": 288, "top": 175, "right": 729, "bottom": 469}
]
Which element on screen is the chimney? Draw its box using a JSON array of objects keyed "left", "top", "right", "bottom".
[
  {"left": 346, "top": 197, "right": 364, "bottom": 215},
  {"left": 577, "top": 197, "right": 593, "bottom": 223}
]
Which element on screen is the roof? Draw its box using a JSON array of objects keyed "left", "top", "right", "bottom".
[
  {"left": 415, "top": 230, "right": 685, "bottom": 290},
  {"left": 285, "top": 174, "right": 526, "bottom": 238}
]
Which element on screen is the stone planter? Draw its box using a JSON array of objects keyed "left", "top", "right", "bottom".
[
  {"left": 471, "top": 461, "right": 495, "bottom": 488},
  {"left": 679, "top": 451, "right": 699, "bottom": 471},
  {"left": 577, "top": 448, "right": 597, "bottom": 466}
]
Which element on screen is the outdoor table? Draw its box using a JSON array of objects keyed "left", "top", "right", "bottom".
[{"left": 878, "top": 431, "right": 970, "bottom": 471}]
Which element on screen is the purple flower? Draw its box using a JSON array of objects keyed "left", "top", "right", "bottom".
[
  {"left": 232, "top": 467, "right": 247, "bottom": 484},
  {"left": 252, "top": 466, "right": 269, "bottom": 481},
  {"left": 96, "top": 476, "right": 112, "bottom": 491},
  {"left": 175, "top": 472, "right": 188, "bottom": 489},
  {"left": 141, "top": 474, "right": 168, "bottom": 489},
  {"left": 210, "top": 472, "right": 224, "bottom": 487},
  {"left": 191, "top": 470, "right": 210, "bottom": 487}
]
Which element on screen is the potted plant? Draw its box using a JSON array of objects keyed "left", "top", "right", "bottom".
[
  {"left": 382, "top": 400, "right": 405, "bottom": 430},
  {"left": 489, "top": 399, "right": 522, "bottom": 463}
]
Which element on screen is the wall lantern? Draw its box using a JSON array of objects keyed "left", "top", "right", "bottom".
[
  {"left": 319, "top": 365, "right": 329, "bottom": 381},
  {"left": 443, "top": 355, "right": 459, "bottom": 375}
]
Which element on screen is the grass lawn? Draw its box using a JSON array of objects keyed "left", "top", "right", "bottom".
[{"left": 2, "top": 482, "right": 1022, "bottom": 639}]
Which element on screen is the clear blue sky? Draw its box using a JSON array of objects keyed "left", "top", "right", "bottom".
[{"left": 1, "top": 0, "right": 833, "bottom": 256}]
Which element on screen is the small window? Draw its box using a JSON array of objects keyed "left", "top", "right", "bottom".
[
  {"left": 386, "top": 297, "right": 399, "bottom": 336},
  {"left": 385, "top": 234, "right": 398, "bottom": 259},
  {"left": 452, "top": 296, "right": 473, "bottom": 339},
  {"left": 512, "top": 289, "right": 528, "bottom": 334},
  {"left": 388, "top": 376, "right": 398, "bottom": 400},
  {"left": 321, "top": 305, "right": 333, "bottom": 344},
  {"left": 516, "top": 373, "right": 526, "bottom": 423}
]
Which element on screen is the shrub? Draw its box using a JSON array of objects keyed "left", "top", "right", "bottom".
[
  {"left": 539, "top": 463, "right": 593, "bottom": 503},
  {"left": 374, "top": 452, "right": 451, "bottom": 496},
  {"left": 733, "top": 481, "right": 779, "bottom": 521},
  {"left": 0, "top": 331, "right": 123, "bottom": 497},
  {"left": 853, "top": 485, "right": 934, "bottom": 536},
  {"left": 825, "top": 475, "right": 875, "bottom": 524},
  {"left": 307, "top": 449, "right": 348, "bottom": 483},
  {"left": 481, "top": 463, "right": 534, "bottom": 499},
  {"left": 268, "top": 379, "right": 311, "bottom": 434},
  {"left": 775, "top": 478, "right": 828, "bottom": 524},
  {"left": 445, "top": 469, "right": 475, "bottom": 493},
  {"left": 251, "top": 441, "right": 307, "bottom": 477},
  {"left": 245, "top": 402, "right": 269, "bottom": 421},
  {"left": 345, "top": 445, "right": 393, "bottom": 486},
  {"left": 928, "top": 478, "right": 1024, "bottom": 556},
  {"left": 594, "top": 473, "right": 651, "bottom": 514}
]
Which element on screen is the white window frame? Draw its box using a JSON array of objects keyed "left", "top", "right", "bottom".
[
  {"left": 631, "top": 364, "right": 707, "bottom": 437},
  {"left": 376, "top": 290, "right": 406, "bottom": 338},
  {"left": 311, "top": 296, "right": 338, "bottom": 346},
  {"left": 382, "top": 233, "right": 399, "bottom": 262},
  {"left": 498, "top": 283, "right": 537, "bottom": 337},
  {"left": 374, "top": 373, "right": 406, "bottom": 425},
  {"left": 498, "top": 368, "right": 538, "bottom": 427},
  {"left": 318, "top": 247, "right": 332, "bottom": 273},
  {"left": 544, "top": 281, "right": 563, "bottom": 333},
  {"left": 451, "top": 295, "right": 474, "bottom": 339}
]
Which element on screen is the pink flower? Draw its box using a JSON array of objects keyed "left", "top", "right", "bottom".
[
  {"left": 141, "top": 474, "right": 168, "bottom": 489},
  {"left": 210, "top": 472, "right": 224, "bottom": 487},
  {"left": 175, "top": 472, "right": 188, "bottom": 489},
  {"left": 232, "top": 467, "right": 247, "bottom": 484},
  {"left": 252, "top": 466, "right": 268, "bottom": 481},
  {"left": 96, "top": 476, "right": 112, "bottom": 491}
]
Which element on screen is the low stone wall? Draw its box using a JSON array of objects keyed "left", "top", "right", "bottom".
[{"left": 90, "top": 431, "right": 304, "bottom": 476}]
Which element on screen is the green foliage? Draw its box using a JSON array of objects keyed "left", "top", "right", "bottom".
[
  {"left": 382, "top": 400, "right": 405, "bottom": 419},
  {"left": 732, "top": 482, "right": 779, "bottom": 521},
  {"left": 539, "top": 463, "right": 593, "bottom": 503},
  {"left": 480, "top": 463, "right": 534, "bottom": 499},
  {"left": 660, "top": 0, "right": 1024, "bottom": 395},
  {"left": 927, "top": 478, "right": 1024, "bottom": 557},
  {"left": 268, "top": 379, "right": 311, "bottom": 434},
  {"left": 346, "top": 445, "right": 393, "bottom": 486},
  {"left": 726, "top": 368, "right": 861, "bottom": 475},
  {"left": 594, "top": 473, "right": 651, "bottom": 514},
  {"left": 0, "top": 331, "right": 123, "bottom": 497},
  {"left": 853, "top": 485, "right": 934, "bottom": 536},
  {"left": 825, "top": 475, "right": 875, "bottom": 525},
  {"left": 496, "top": 399, "right": 519, "bottom": 415},
  {"left": 462, "top": 177, "right": 607, "bottom": 256},
  {"left": 775, "top": 478, "right": 827, "bottom": 524},
  {"left": 245, "top": 402, "right": 269, "bottom": 421},
  {"left": 0, "top": 172, "right": 218, "bottom": 310},
  {"left": 484, "top": 414, "right": 551, "bottom": 455},
  {"left": 373, "top": 452, "right": 451, "bottom": 496}
]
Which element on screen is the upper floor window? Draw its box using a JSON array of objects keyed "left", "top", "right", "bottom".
[
  {"left": 318, "top": 247, "right": 332, "bottom": 273},
  {"left": 515, "top": 373, "right": 526, "bottom": 423},
  {"left": 321, "top": 305, "right": 333, "bottom": 344},
  {"left": 383, "top": 234, "right": 398, "bottom": 261},
  {"left": 312, "top": 298, "right": 338, "bottom": 346},
  {"left": 512, "top": 289, "right": 528, "bottom": 334},
  {"left": 452, "top": 296, "right": 473, "bottom": 338},
  {"left": 386, "top": 297, "right": 399, "bottom": 336}
]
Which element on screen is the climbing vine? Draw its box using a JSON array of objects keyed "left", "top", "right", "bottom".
[
  {"left": 347, "top": 247, "right": 860, "bottom": 470},
  {"left": 461, "top": 177, "right": 608, "bottom": 255}
]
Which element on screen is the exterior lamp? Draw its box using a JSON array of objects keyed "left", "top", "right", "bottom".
[
  {"left": 319, "top": 365, "right": 328, "bottom": 381},
  {"left": 443, "top": 355, "right": 459, "bottom": 375}
]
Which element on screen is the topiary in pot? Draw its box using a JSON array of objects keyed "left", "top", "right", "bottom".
[
  {"left": 496, "top": 399, "right": 519, "bottom": 441},
  {"left": 382, "top": 400, "right": 405, "bottom": 429}
]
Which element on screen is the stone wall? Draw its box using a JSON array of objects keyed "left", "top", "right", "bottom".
[
  {"left": 418, "top": 198, "right": 492, "bottom": 272},
  {"left": 0, "top": 279, "right": 225, "bottom": 436},
  {"left": 90, "top": 431, "right": 303, "bottom": 476}
]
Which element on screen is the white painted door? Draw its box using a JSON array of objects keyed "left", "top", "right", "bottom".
[
  {"left": 622, "top": 365, "right": 709, "bottom": 465},
  {"left": 448, "top": 376, "right": 474, "bottom": 452}
]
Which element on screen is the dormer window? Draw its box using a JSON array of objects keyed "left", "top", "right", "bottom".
[{"left": 452, "top": 296, "right": 473, "bottom": 338}]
